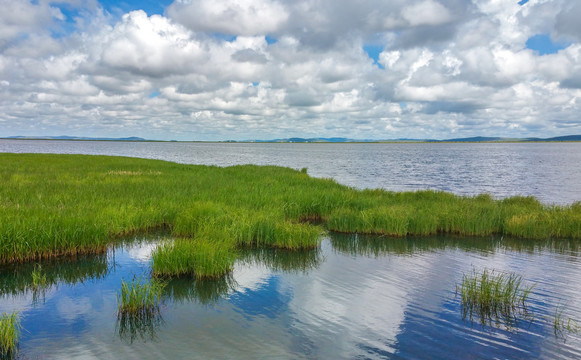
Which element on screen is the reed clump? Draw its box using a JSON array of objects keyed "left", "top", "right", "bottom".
[
  {"left": 1, "top": 153, "right": 580, "bottom": 279},
  {"left": 0, "top": 312, "right": 21, "bottom": 359},
  {"left": 152, "top": 227, "right": 237, "bottom": 279},
  {"left": 116, "top": 277, "right": 165, "bottom": 344},
  {"left": 457, "top": 268, "right": 534, "bottom": 324},
  {"left": 117, "top": 277, "right": 165, "bottom": 317}
]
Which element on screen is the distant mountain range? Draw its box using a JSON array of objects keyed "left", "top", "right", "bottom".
[
  {"left": 438, "top": 135, "right": 581, "bottom": 142},
  {"left": 229, "top": 135, "right": 581, "bottom": 143},
  {"left": 3, "top": 135, "right": 581, "bottom": 143}
]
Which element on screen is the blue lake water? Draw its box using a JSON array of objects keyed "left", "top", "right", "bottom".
[{"left": 1, "top": 140, "right": 581, "bottom": 359}]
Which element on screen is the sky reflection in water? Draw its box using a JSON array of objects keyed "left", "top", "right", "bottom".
[{"left": 1, "top": 234, "right": 581, "bottom": 359}]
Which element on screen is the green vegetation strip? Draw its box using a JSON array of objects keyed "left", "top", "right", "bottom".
[
  {"left": 0, "top": 312, "right": 21, "bottom": 359},
  {"left": 1, "top": 153, "right": 580, "bottom": 278}
]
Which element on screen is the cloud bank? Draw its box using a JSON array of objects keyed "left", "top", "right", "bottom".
[{"left": 0, "top": 0, "right": 580, "bottom": 140}]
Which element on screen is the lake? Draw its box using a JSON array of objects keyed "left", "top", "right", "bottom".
[{"left": 1, "top": 140, "right": 581, "bottom": 359}]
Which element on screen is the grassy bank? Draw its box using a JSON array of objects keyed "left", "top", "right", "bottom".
[{"left": 1, "top": 153, "right": 580, "bottom": 277}]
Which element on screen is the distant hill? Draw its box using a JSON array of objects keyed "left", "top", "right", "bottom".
[
  {"left": 4, "top": 134, "right": 581, "bottom": 143},
  {"left": 238, "top": 137, "right": 378, "bottom": 143},
  {"left": 5, "top": 136, "right": 148, "bottom": 141},
  {"left": 440, "top": 135, "right": 581, "bottom": 142},
  {"left": 541, "top": 135, "right": 581, "bottom": 142},
  {"left": 229, "top": 135, "right": 581, "bottom": 143},
  {"left": 441, "top": 136, "right": 506, "bottom": 142}
]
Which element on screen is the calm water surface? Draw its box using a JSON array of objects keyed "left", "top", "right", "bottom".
[
  {"left": 1, "top": 235, "right": 581, "bottom": 359},
  {"left": 1, "top": 140, "right": 581, "bottom": 359},
  {"left": 1, "top": 140, "right": 580, "bottom": 204}
]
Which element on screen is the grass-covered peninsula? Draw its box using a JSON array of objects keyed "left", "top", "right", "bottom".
[{"left": 1, "top": 153, "right": 580, "bottom": 278}]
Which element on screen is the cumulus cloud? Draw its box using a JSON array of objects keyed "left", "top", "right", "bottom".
[
  {"left": 0, "top": 0, "right": 58, "bottom": 46},
  {"left": 167, "top": 0, "right": 288, "bottom": 36},
  {"left": 0, "top": 0, "right": 580, "bottom": 140}
]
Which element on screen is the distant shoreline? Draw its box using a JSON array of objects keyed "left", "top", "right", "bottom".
[{"left": 2, "top": 136, "right": 581, "bottom": 144}]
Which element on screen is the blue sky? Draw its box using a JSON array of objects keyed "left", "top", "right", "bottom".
[
  {"left": 100, "top": 0, "right": 173, "bottom": 16},
  {"left": 525, "top": 34, "right": 570, "bottom": 55},
  {"left": 0, "top": 0, "right": 580, "bottom": 141}
]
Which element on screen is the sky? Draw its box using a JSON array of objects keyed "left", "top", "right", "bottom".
[{"left": 0, "top": 0, "right": 580, "bottom": 141}]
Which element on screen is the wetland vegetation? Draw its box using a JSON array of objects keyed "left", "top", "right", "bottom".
[
  {"left": 1, "top": 153, "right": 580, "bottom": 279},
  {"left": 0, "top": 312, "right": 20, "bottom": 359},
  {"left": 457, "top": 268, "right": 534, "bottom": 325},
  {"left": 117, "top": 277, "right": 165, "bottom": 317}
]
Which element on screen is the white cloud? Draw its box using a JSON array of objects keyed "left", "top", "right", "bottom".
[
  {"left": 0, "top": 0, "right": 579, "bottom": 140},
  {"left": 98, "top": 11, "right": 204, "bottom": 77},
  {"left": 167, "top": 0, "right": 288, "bottom": 35},
  {"left": 401, "top": 0, "right": 452, "bottom": 26},
  {"left": 0, "top": 0, "right": 56, "bottom": 45}
]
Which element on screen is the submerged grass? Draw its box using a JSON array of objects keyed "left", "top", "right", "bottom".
[
  {"left": 457, "top": 268, "right": 535, "bottom": 325},
  {"left": 0, "top": 312, "right": 21, "bottom": 359},
  {"left": 1, "top": 153, "right": 580, "bottom": 278},
  {"left": 554, "top": 304, "right": 581, "bottom": 337}
]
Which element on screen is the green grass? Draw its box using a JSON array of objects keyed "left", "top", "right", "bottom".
[
  {"left": 117, "top": 277, "right": 165, "bottom": 316},
  {"left": 116, "top": 277, "right": 165, "bottom": 344},
  {"left": 152, "top": 236, "right": 236, "bottom": 279},
  {"left": 457, "top": 268, "right": 535, "bottom": 324},
  {"left": 0, "top": 312, "right": 21, "bottom": 359},
  {"left": 1, "top": 153, "right": 580, "bottom": 278}
]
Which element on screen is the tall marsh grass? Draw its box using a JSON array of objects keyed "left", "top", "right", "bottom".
[
  {"left": 152, "top": 228, "right": 236, "bottom": 279},
  {"left": 0, "top": 312, "right": 21, "bottom": 359},
  {"left": 1, "top": 153, "right": 580, "bottom": 278}
]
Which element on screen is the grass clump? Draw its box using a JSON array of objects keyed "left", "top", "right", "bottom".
[
  {"left": 117, "top": 277, "right": 165, "bottom": 317},
  {"left": 0, "top": 312, "right": 21, "bottom": 359},
  {"left": 457, "top": 268, "right": 535, "bottom": 325},
  {"left": 116, "top": 277, "right": 165, "bottom": 344},
  {"left": 152, "top": 227, "right": 236, "bottom": 279}
]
